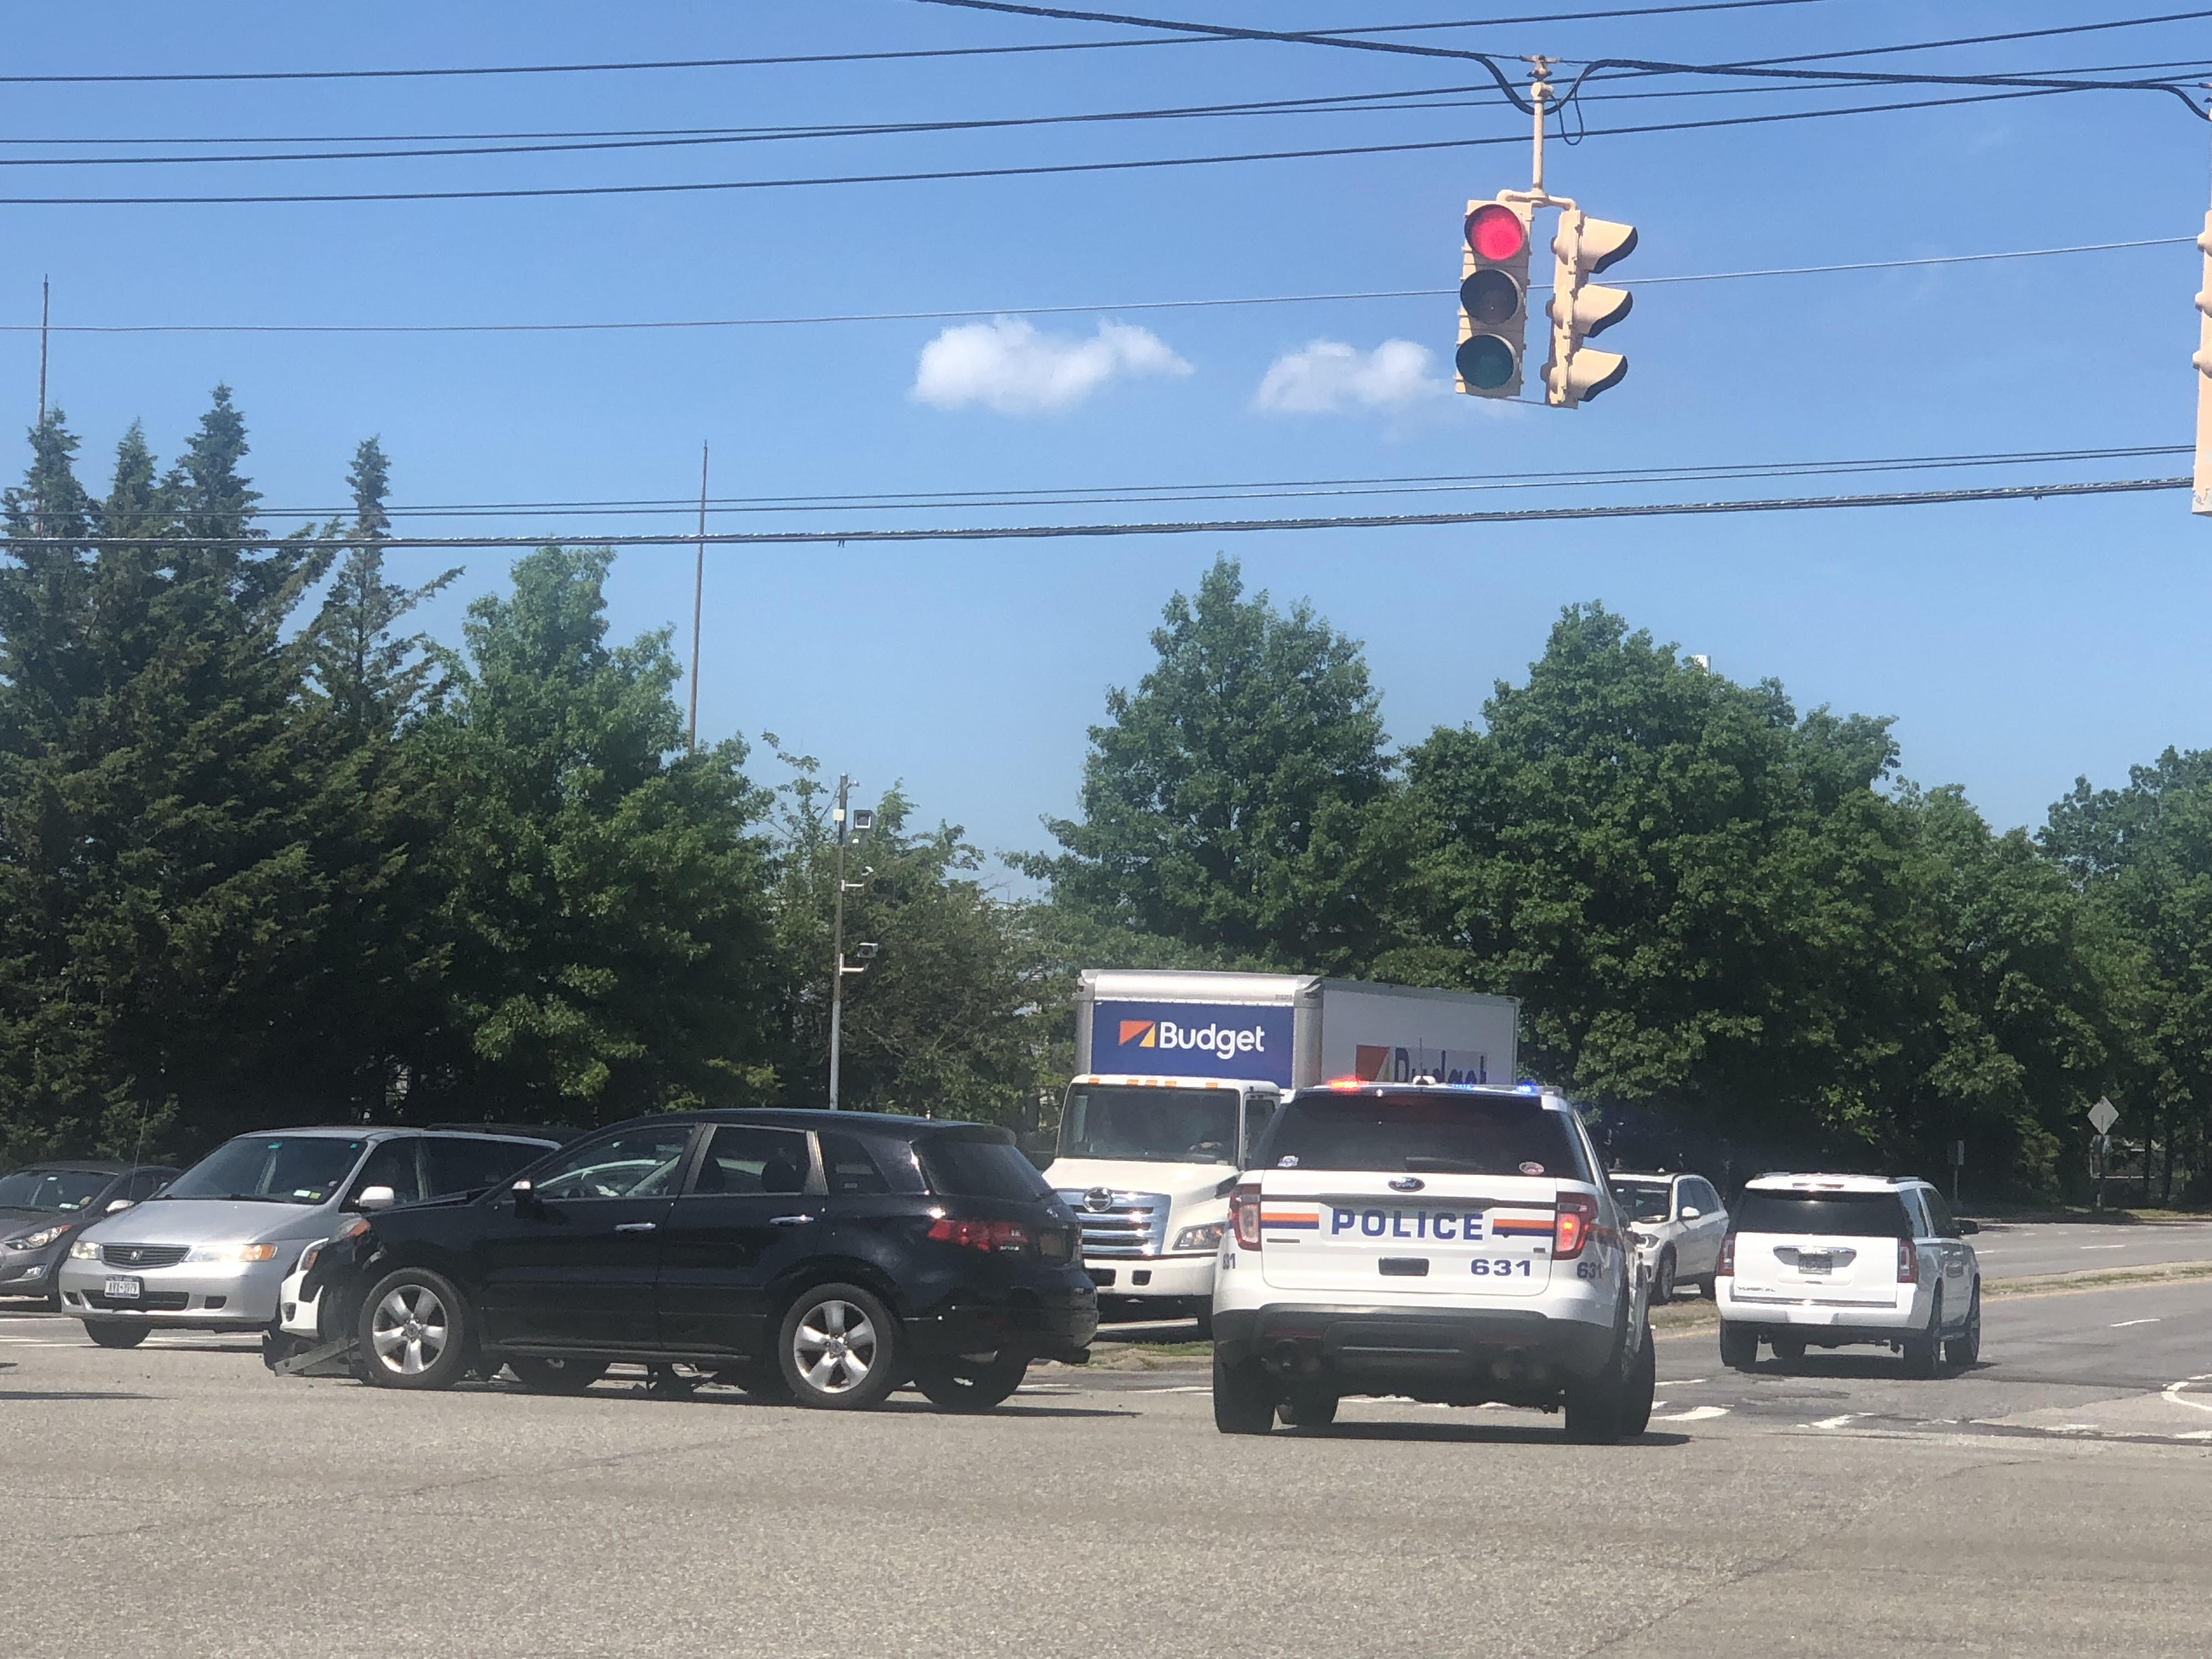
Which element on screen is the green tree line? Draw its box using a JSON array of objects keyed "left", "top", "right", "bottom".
[{"left": 1, "top": 396, "right": 2203, "bottom": 1202}]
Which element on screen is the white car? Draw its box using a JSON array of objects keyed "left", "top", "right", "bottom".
[
  {"left": 1611, "top": 1171, "right": 1728, "bottom": 1302},
  {"left": 1716, "top": 1173, "right": 1981, "bottom": 1375},
  {"left": 1210, "top": 1081, "right": 1653, "bottom": 1442}
]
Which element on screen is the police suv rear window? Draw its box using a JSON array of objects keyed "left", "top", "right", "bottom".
[
  {"left": 1733, "top": 1190, "right": 1912, "bottom": 1238},
  {"left": 1260, "top": 1092, "right": 1592, "bottom": 1181},
  {"left": 917, "top": 1134, "right": 1053, "bottom": 1202}
]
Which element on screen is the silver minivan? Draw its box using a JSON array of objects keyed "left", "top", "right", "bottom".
[{"left": 55, "top": 1126, "right": 557, "bottom": 1348}]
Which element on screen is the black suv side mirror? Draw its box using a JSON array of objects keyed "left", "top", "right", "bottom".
[{"left": 1955, "top": 1218, "right": 1980, "bottom": 1235}]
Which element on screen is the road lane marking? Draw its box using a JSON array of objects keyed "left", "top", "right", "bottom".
[
  {"left": 1650, "top": 1405, "right": 1727, "bottom": 1423},
  {"left": 1807, "top": 1414, "right": 1858, "bottom": 1429},
  {"left": 2112, "top": 1318, "right": 2161, "bottom": 1328},
  {"left": 2161, "top": 1374, "right": 2212, "bottom": 1415},
  {"left": 2080, "top": 1244, "right": 2130, "bottom": 1250},
  {"left": 1661, "top": 1378, "right": 1708, "bottom": 1385}
]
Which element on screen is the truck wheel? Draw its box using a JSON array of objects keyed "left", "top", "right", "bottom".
[
  {"left": 1943, "top": 1287, "right": 1982, "bottom": 1368},
  {"left": 912, "top": 1350, "right": 1029, "bottom": 1412},
  {"left": 506, "top": 1356, "right": 607, "bottom": 1395},
  {"left": 1212, "top": 1352, "right": 1277, "bottom": 1435},
  {"left": 1718, "top": 1320, "right": 1757, "bottom": 1372},
  {"left": 1277, "top": 1389, "right": 1338, "bottom": 1428},
  {"left": 357, "top": 1267, "right": 472, "bottom": 1390},
  {"left": 83, "top": 1320, "right": 149, "bottom": 1350}
]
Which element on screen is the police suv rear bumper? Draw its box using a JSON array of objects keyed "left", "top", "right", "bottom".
[{"left": 1213, "top": 1302, "right": 1617, "bottom": 1393}]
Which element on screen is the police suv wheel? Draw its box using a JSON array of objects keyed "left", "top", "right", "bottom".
[{"left": 1212, "top": 1353, "right": 1277, "bottom": 1435}]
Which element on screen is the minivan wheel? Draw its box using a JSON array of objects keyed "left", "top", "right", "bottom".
[
  {"left": 1944, "top": 1287, "right": 1982, "bottom": 1368},
  {"left": 1902, "top": 1289, "right": 1943, "bottom": 1379},
  {"left": 358, "top": 1267, "right": 471, "bottom": 1390},
  {"left": 912, "top": 1349, "right": 1029, "bottom": 1412},
  {"left": 83, "top": 1320, "right": 149, "bottom": 1350},
  {"left": 506, "top": 1356, "right": 607, "bottom": 1395},
  {"left": 1718, "top": 1320, "right": 1758, "bottom": 1372},
  {"left": 778, "top": 1283, "right": 901, "bottom": 1410},
  {"left": 1212, "top": 1352, "right": 1277, "bottom": 1435}
]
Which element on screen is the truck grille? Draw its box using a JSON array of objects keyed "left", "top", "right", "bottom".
[
  {"left": 101, "top": 1244, "right": 190, "bottom": 1269},
  {"left": 1054, "top": 1189, "right": 1169, "bottom": 1259}
]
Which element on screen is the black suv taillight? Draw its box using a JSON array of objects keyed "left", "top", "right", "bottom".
[
  {"left": 1554, "top": 1192, "right": 1597, "bottom": 1260},
  {"left": 1228, "top": 1183, "right": 1262, "bottom": 1250},
  {"left": 928, "top": 1218, "right": 1031, "bottom": 1255}
]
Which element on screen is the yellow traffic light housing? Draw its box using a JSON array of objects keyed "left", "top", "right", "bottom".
[
  {"left": 1457, "top": 198, "right": 1533, "bottom": 398},
  {"left": 1544, "top": 208, "right": 1637, "bottom": 408}
]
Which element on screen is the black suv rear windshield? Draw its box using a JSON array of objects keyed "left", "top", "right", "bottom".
[
  {"left": 1734, "top": 1190, "right": 1911, "bottom": 1238},
  {"left": 1258, "top": 1091, "right": 1592, "bottom": 1180},
  {"left": 918, "top": 1134, "right": 1053, "bottom": 1203}
]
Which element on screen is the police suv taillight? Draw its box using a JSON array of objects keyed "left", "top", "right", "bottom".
[
  {"left": 1228, "top": 1183, "right": 1262, "bottom": 1250},
  {"left": 1896, "top": 1237, "right": 1917, "bottom": 1283},
  {"left": 1553, "top": 1192, "right": 1597, "bottom": 1260}
]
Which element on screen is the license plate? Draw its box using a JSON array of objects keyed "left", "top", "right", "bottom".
[
  {"left": 103, "top": 1276, "right": 143, "bottom": 1299},
  {"left": 1796, "top": 1254, "right": 1833, "bottom": 1274}
]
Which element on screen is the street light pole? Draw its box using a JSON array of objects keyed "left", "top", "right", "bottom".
[{"left": 828, "top": 773, "right": 850, "bottom": 1110}]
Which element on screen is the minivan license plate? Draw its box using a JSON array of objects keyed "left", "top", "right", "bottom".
[{"left": 103, "top": 1276, "right": 142, "bottom": 1299}]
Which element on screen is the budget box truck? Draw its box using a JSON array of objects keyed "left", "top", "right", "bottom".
[{"left": 1044, "top": 968, "right": 1519, "bottom": 1330}]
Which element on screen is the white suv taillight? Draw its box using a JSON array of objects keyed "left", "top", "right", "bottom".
[
  {"left": 1717, "top": 1232, "right": 1735, "bottom": 1276},
  {"left": 1228, "top": 1183, "right": 1262, "bottom": 1250},
  {"left": 1896, "top": 1237, "right": 1918, "bottom": 1283},
  {"left": 1554, "top": 1192, "right": 1597, "bottom": 1260}
]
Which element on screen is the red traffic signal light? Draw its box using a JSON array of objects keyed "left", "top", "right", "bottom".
[
  {"left": 1457, "top": 198, "right": 1532, "bottom": 399},
  {"left": 1465, "top": 202, "right": 1528, "bottom": 263}
]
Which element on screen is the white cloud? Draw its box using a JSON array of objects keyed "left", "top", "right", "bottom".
[
  {"left": 1253, "top": 338, "right": 1447, "bottom": 414},
  {"left": 910, "top": 317, "right": 1192, "bottom": 415}
]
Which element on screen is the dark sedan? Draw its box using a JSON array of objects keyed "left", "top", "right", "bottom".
[
  {"left": 304, "top": 1109, "right": 1097, "bottom": 1410},
  {"left": 0, "top": 1161, "right": 179, "bottom": 1306}
]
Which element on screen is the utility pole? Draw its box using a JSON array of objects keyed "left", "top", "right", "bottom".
[
  {"left": 825, "top": 776, "right": 877, "bottom": 1111},
  {"left": 2194, "top": 127, "right": 2212, "bottom": 513},
  {"left": 687, "top": 442, "right": 707, "bottom": 751},
  {"left": 37, "top": 276, "right": 49, "bottom": 427}
]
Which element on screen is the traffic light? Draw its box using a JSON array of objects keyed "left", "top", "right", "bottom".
[
  {"left": 1457, "top": 198, "right": 1533, "bottom": 398},
  {"left": 1543, "top": 208, "right": 1638, "bottom": 408}
]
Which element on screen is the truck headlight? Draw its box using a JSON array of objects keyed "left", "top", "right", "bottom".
[{"left": 1173, "top": 1222, "right": 1226, "bottom": 1252}]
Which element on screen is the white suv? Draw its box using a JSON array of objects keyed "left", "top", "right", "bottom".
[
  {"left": 1610, "top": 1171, "right": 1728, "bottom": 1302},
  {"left": 1210, "top": 1082, "right": 1653, "bottom": 1442},
  {"left": 1716, "top": 1173, "right": 1982, "bottom": 1375}
]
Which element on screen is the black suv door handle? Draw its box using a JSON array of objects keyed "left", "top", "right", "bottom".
[
  {"left": 769, "top": 1214, "right": 815, "bottom": 1227},
  {"left": 614, "top": 1221, "right": 658, "bottom": 1234}
]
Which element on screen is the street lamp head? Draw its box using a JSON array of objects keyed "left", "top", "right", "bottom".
[
  {"left": 853, "top": 941, "right": 881, "bottom": 961},
  {"left": 849, "top": 808, "right": 877, "bottom": 834}
]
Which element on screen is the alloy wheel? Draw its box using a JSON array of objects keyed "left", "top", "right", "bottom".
[
  {"left": 791, "top": 1297, "right": 878, "bottom": 1396},
  {"left": 370, "top": 1284, "right": 450, "bottom": 1378}
]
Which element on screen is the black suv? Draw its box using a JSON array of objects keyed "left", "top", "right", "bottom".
[{"left": 304, "top": 1110, "right": 1097, "bottom": 1411}]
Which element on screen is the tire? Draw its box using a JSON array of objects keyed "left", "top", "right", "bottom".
[
  {"left": 1212, "top": 1351, "right": 1277, "bottom": 1435},
  {"left": 1565, "top": 1318, "right": 1638, "bottom": 1444},
  {"left": 506, "top": 1356, "right": 607, "bottom": 1395},
  {"left": 1770, "top": 1336, "right": 1806, "bottom": 1368},
  {"left": 1190, "top": 1301, "right": 1214, "bottom": 1341},
  {"left": 1277, "top": 1389, "right": 1339, "bottom": 1428},
  {"left": 1718, "top": 1321, "right": 1758, "bottom": 1372},
  {"left": 1943, "top": 1286, "right": 1981, "bottom": 1369},
  {"left": 1693, "top": 1276, "right": 1717, "bottom": 1301},
  {"left": 83, "top": 1320, "right": 149, "bottom": 1350},
  {"left": 777, "top": 1283, "right": 901, "bottom": 1410},
  {"left": 912, "top": 1349, "right": 1030, "bottom": 1412},
  {"left": 1652, "top": 1249, "right": 1677, "bottom": 1305},
  {"left": 1620, "top": 1323, "right": 1656, "bottom": 1437},
  {"left": 357, "top": 1267, "right": 472, "bottom": 1390},
  {"left": 1902, "top": 1289, "right": 1943, "bottom": 1379}
]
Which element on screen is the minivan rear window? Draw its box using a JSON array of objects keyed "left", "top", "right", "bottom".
[
  {"left": 918, "top": 1135, "right": 1053, "bottom": 1202},
  {"left": 1733, "top": 1190, "right": 1911, "bottom": 1238},
  {"left": 1258, "top": 1092, "right": 1592, "bottom": 1180}
]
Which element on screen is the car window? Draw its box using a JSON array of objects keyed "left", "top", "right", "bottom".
[
  {"left": 1690, "top": 1179, "right": 1722, "bottom": 1212},
  {"left": 687, "top": 1126, "right": 810, "bottom": 1196},
  {"left": 1732, "top": 1190, "right": 1914, "bottom": 1238},
  {"left": 0, "top": 1169, "right": 112, "bottom": 1212},
  {"left": 1259, "top": 1092, "right": 1594, "bottom": 1181},
  {"left": 918, "top": 1133, "right": 1054, "bottom": 1201},
  {"left": 1613, "top": 1182, "right": 1673, "bottom": 1223},
  {"left": 818, "top": 1132, "right": 892, "bottom": 1197},
  {"left": 533, "top": 1126, "right": 695, "bottom": 1201},
  {"left": 1241, "top": 1095, "right": 1278, "bottom": 1165},
  {"left": 165, "top": 1137, "right": 368, "bottom": 1205},
  {"left": 127, "top": 1169, "right": 175, "bottom": 1201},
  {"left": 350, "top": 1139, "right": 425, "bottom": 1206},
  {"left": 425, "top": 1137, "right": 546, "bottom": 1199},
  {"left": 1921, "top": 1188, "right": 1959, "bottom": 1238}
]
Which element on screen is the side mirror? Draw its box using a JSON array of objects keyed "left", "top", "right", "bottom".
[
  {"left": 105, "top": 1198, "right": 136, "bottom": 1214},
  {"left": 356, "top": 1185, "right": 398, "bottom": 1212},
  {"left": 1956, "top": 1218, "right": 1979, "bottom": 1235},
  {"left": 1679, "top": 1206, "right": 1702, "bottom": 1220},
  {"left": 509, "top": 1177, "right": 544, "bottom": 1216}
]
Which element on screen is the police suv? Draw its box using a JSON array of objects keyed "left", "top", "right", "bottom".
[{"left": 1209, "top": 1081, "right": 1654, "bottom": 1440}]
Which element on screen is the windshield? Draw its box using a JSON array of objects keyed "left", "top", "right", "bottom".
[
  {"left": 1059, "top": 1085, "right": 1240, "bottom": 1165},
  {"left": 1613, "top": 1182, "right": 1673, "bottom": 1222},
  {"left": 1733, "top": 1190, "right": 1912, "bottom": 1238},
  {"left": 0, "top": 1169, "right": 110, "bottom": 1213},
  {"left": 1259, "top": 1091, "right": 1593, "bottom": 1180},
  {"left": 163, "top": 1137, "right": 366, "bottom": 1205}
]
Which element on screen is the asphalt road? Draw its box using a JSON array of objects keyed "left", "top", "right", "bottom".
[
  {"left": 1968, "top": 1217, "right": 2212, "bottom": 1281},
  {"left": 3, "top": 1276, "right": 2209, "bottom": 1659}
]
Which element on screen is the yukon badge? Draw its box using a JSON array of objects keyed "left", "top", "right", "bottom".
[{"left": 1388, "top": 1176, "right": 1425, "bottom": 1193}]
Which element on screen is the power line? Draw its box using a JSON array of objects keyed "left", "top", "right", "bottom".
[
  {"left": 8, "top": 234, "right": 2182, "bottom": 335},
  {"left": 15, "top": 478, "right": 2186, "bottom": 550}
]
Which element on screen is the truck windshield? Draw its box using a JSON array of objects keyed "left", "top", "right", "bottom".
[{"left": 1060, "top": 1086, "right": 1241, "bottom": 1165}]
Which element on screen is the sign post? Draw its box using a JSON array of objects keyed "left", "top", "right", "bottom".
[
  {"left": 1949, "top": 1139, "right": 1965, "bottom": 1206},
  {"left": 2088, "top": 1098, "right": 2119, "bottom": 1211}
]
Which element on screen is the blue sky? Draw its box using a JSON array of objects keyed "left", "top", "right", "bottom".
[{"left": 4, "top": 2, "right": 2208, "bottom": 872}]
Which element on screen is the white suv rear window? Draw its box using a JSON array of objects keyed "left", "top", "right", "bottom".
[
  {"left": 1259, "top": 1092, "right": 1592, "bottom": 1181},
  {"left": 1734, "top": 1190, "right": 1911, "bottom": 1238}
]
